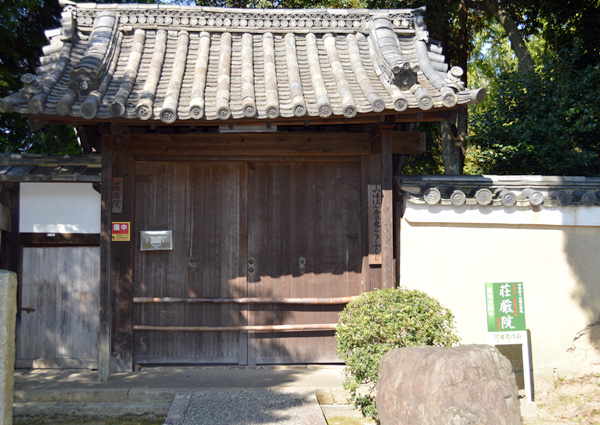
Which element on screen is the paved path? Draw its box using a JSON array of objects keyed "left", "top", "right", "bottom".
[
  {"left": 14, "top": 366, "right": 346, "bottom": 423},
  {"left": 164, "top": 390, "right": 326, "bottom": 425}
]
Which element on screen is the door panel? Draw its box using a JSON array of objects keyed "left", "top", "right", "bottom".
[
  {"left": 248, "top": 162, "right": 363, "bottom": 364},
  {"left": 17, "top": 247, "right": 100, "bottom": 368},
  {"left": 133, "top": 160, "right": 363, "bottom": 365},
  {"left": 133, "top": 162, "right": 246, "bottom": 364}
]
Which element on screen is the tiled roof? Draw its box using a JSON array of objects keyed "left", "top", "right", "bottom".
[
  {"left": 0, "top": 1, "right": 485, "bottom": 124},
  {"left": 0, "top": 154, "right": 101, "bottom": 182},
  {"left": 398, "top": 175, "right": 600, "bottom": 207}
]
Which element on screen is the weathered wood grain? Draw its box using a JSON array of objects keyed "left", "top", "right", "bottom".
[
  {"left": 380, "top": 131, "right": 394, "bottom": 288},
  {"left": 133, "top": 162, "right": 245, "bottom": 364},
  {"left": 18, "top": 247, "right": 100, "bottom": 364},
  {"left": 248, "top": 162, "right": 363, "bottom": 364},
  {"left": 134, "top": 324, "right": 337, "bottom": 332},
  {"left": 99, "top": 131, "right": 113, "bottom": 381},
  {"left": 133, "top": 296, "right": 359, "bottom": 304}
]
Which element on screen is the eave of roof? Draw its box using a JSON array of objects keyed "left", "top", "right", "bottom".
[
  {"left": 0, "top": 154, "right": 101, "bottom": 182},
  {"left": 0, "top": 2, "right": 485, "bottom": 125}
]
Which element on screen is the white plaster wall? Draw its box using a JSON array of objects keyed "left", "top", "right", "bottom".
[
  {"left": 400, "top": 203, "right": 600, "bottom": 387},
  {"left": 20, "top": 183, "right": 101, "bottom": 233}
]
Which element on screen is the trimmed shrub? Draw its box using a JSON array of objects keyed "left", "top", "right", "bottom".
[{"left": 335, "top": 288, "right": 460, "bottom": 419}]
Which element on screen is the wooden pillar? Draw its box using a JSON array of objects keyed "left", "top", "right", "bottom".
[
  {"left": 394, "top": 187, "right": 402, "bottom": 288},
  {"left": 361, "top": 154, "right": 380, "bottom": 292},
  {"left": 111, "top": 137, "right": 134, "bottom": 372},
  {"left": 99, "top": 131, "right": 113, "bottom": 382},
  {"left": 380, "top": 130, "right": 394, "bottom": 289}
]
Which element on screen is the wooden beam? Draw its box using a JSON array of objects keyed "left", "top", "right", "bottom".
[
  {"left": 20, "top": 233, "right": 100, "bottom": 246},
  {"left": 98, "top": 132, "right": 113, "bottom": 382},
  {"left": 133, "top": 324, "right": 337, "bottom": 333},
  {"left": 124, "top": 132, "right": 372, "bottom": 156},
  {"left": 380, "top": 130, "right": 394, "bottom": 289},
  {"left": 133, "top": 296, "right": 359, "bottom": 305},
  {"left": 391, "top": 131, "right": 426, "bottom": 155}
]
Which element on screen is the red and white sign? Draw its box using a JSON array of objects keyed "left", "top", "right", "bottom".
[{"left": 112, "top": 222, "right": 130, "bottom": 241}]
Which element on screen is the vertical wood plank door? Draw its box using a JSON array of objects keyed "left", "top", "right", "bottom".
[
  {"left": 133, "top": 162, "right": 247, "bottom": 365},
  {"left": 248, "top": 161, "right": 364, "bottom": 364},
  {"left": 17, "top": 247, "right": 100, "bottom": 369},
  {"left": 133, "top": 160, "right": 364, "bottom": 365}
]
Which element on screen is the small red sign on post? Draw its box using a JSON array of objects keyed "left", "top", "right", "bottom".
[{"left": 111, "top": 222, "right": 130, "bottom": 241}]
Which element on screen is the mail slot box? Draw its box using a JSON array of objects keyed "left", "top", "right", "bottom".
[{"left": 140, "top": 230, "right": 173, "bottom": 251}]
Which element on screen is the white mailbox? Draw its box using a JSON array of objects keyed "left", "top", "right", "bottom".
[{"left": 140, "top": 230, "right": 173, "bottom": 251}]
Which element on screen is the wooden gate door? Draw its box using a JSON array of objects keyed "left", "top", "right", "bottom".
[
  {"left": 134, "top": 162, "right": 247, "bottom": 365},
  {"left": 17, "top": 247, "right": 100, "bottom": 368},
  {"left": 133, "top": 160, "right": 363, "bottom": 365},
  {"left": 247, "top": 161, "right": 364, "bottom": 364}
]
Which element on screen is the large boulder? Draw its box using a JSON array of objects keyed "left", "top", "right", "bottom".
[{"left": 377, "top": 344, "right": 522, "bottom": 425}]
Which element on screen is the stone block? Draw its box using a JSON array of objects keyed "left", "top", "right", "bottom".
[
  {"left": 127, "top": 388, "right": 176, "bottom": 402},
  {"left": 314, "top": 390, "right": 334, "bottom": 405},
  {"left": 377, "top": 344, "right": 522, "bottom": 425},
  {"left": 0, "top": 271, "right": 17, "bottom": 425}
]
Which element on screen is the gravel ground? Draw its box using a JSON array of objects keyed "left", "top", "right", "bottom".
[{"left": 176, "top": 390, "right": 310, "bottom": 425}]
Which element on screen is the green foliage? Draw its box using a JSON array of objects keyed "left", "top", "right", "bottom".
[
  {"left": 469, "top": 42, "right": 600, "bottom": 176},
  {"left": 0, "top": 0, "right": 81, "bottom": 154},
  {"left": 0, "top": 114, "right": 79, "bottom": 154},
  {"left": 335, "top": 288, "right": 459, "bottom": 419}
]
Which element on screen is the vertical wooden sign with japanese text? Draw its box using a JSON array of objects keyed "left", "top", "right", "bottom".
[
  {"left": 112, "top": 177, "right": 123, "bottom": 214},
  {"left": 368, "top": 184, "right": 382, "bottom": 265}
]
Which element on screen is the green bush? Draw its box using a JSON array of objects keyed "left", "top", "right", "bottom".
[{"left": 335, "top": 288, "right": 460, "bottom": 419}]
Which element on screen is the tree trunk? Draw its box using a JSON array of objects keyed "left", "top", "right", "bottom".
[
  {"left": 440, "top": 0, "right": 469, "bottom": 175},
  {"left": 441, "top": 117, "right": 463, "bottom": 175},
  {"left": 465, "top": 0, "right": 534, "bottom": 76}
]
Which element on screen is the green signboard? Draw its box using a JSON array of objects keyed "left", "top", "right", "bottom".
[{"left": 485, "top": 282, "right": 526, "bottom": 332}]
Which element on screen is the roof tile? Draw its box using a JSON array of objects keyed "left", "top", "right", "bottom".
[{"left": 0, "top": 3, "right": 485, "bottom": 123}]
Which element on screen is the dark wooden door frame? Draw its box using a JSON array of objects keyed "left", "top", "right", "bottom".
[{"left": 98, "top": 135, "right": 396, "bottom": 380}]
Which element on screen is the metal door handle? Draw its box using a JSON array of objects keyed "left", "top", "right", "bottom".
[{"left": 19, "top": 307, "right": 36, "bottom": 313}]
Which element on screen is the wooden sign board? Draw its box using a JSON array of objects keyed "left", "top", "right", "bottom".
[
  {"left": 112, "top": 177, "right": 123, "bottom": 214},
  {"left": 368, "top": 184, "right": 382, "bottom": 265}
]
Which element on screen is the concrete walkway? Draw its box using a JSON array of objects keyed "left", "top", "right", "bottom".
[{"left": 14, "top": 366, "right": 362, "bottom": 424}]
